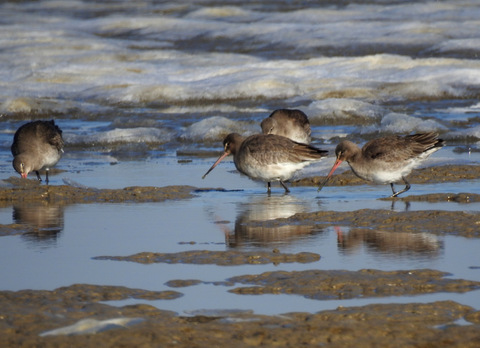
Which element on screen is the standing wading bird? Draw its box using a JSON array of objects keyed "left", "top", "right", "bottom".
[
  {"left": 11, "top": 120, "right": 64, "bottom": 185},
  {"left": 261, "top": 109, "right": 311, "bottom": 144},
  {"left": 203, "top": 133, "right": 328, "bottom": 193},
  {"left": 318, "top": 132, "right": 444, "bottom": 197}
]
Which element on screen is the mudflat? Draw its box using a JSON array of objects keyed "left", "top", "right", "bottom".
[{"left": 1, "top": 164, "right": 479, "bottom": 347}]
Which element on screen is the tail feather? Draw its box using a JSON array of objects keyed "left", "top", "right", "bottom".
[
  {"left": 407, "top": 132, "right": 445, "bottom": 153},
  {"left": 293, "top": 142, "right": 329, "bottom": 161}
]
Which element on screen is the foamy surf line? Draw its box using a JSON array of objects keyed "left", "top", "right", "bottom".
[
  {"left": 2, "top": 55, "right": 480, "bottom": 112},
  {"left": 0, "top": 0, "right": 480, "bottom": 153},
  {"left": 1, "top": 0, "right": 480, "bottom": 112},
  {"left": 64, "top": 128, "right": 173, "bottom": 146}
]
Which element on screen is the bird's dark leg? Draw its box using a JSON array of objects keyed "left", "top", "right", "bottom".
[
  {"left": 35, "top": 171, "right": 42, "bottom": 182},
  {"left": 267, "top": 182, "right": 271, "bottom": 194},
  {"left": 280, "top": 180, "right": 290, "bottom": 194},
  {"left": 45, "top": 169, "right": 49, "bottom": 185},
  {"left": 390, "top": 176, "right": 411, "bottom": 197},
  {"left": 400, "top": 176, "right": 411, "bottom": 194}
]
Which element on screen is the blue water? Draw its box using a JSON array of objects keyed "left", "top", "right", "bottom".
[{"left": 1, "top": 162, "right": 480, "bottom": 315}]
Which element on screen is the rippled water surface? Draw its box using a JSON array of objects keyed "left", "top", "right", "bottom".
[{"left": 1, "top": 0, "right": 480, "bottom": 315}]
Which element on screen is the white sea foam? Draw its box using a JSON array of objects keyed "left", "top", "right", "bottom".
[
  {"left": 362, "top": 113, "right": 448, "bottom": 135},
  {"left": 161, "top": 104, "right": 268, "bottom": 115},
  {"left": 306, "top": 99, "right": 385, "bottom": 123},
  {"left": 65, "top": 127, "right": 173, "bottom": 145},
  {"left": 1, "top": 0, "right": 480, "bottom": 112},
  {"left": 1, "top": 97, "right": 80, "bottom": 114},
  {"left": 431, "top": 39, "right": 480, "bottom": 54},
  {"left": 440, "top": 102, "right": 480, "bottom": 116},
  {"left": 1, "top": 0, "right": 480, "bottom": 151},
  {"left": 186, "top": 6, "right": 258, "bottom": 20},
  {"left": 180, "top": 116, "right": 257, "bottom": 142},
  {"left": 77, "top": 53, "right": 479, "bottom": 108},
  {"left": 449, "top": 125, "right": 480, "bottom": 141}
]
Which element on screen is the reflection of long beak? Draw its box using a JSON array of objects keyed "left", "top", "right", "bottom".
[
  {"left": 202, "top": 151, "right": 230, "bottom": 179},
  {"left": 317, "top": 158, "right": 343, "bottom": 192}
]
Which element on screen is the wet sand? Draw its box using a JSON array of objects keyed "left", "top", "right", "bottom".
[
  {"left": 1, "top": 164, "right": 480, "bottom": 347},
  {"left": 295, "top": 164, "right": 480, "bottom": 187},
  {"left": 1, "top": 285, "right": 480, "bottom": 347}
]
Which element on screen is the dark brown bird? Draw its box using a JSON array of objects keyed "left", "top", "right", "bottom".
[
  {"left": 203, "top": 133, "right": 327, "bottom": 193},
  {"left": 261, "top": 109, "right": 311, "bottom": 144},
  {"left": 318, "top": 132, "right": 444, "bottom": 197},
  {"left": 11, "top": 120, "right": 64, "bottom": 184}
]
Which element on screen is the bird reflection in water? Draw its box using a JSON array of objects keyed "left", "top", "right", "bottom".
[
  {"left": 13, "top": 202, "right": 65, "bottom": 247},
  {"left": 220, "top": 195, "right": 321, "bottom": 248},
  {"left": 335, "top": 227, "right": 441, "bottom": 257}
]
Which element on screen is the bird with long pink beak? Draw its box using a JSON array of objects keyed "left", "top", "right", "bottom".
[
  {"left": 318, "top": 132, "right": 444, "bottom": 197},
  {"left": 203, "top": 133, "right": 327, "bottom": 193}
]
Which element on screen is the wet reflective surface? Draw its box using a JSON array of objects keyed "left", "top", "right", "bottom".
[
  {"left": 1, "top": 159, "right": 479, "bottom": 316},
  {"left": 13, "top": 203, "right": 65, "bottom": 248}
]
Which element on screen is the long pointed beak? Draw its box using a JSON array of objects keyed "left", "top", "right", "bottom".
[
  {"left": 317, "top": 158, "right": 343, "bottom": 192},
  {"left": 202, "top": 151, "right": 230, "bottom": 179}
]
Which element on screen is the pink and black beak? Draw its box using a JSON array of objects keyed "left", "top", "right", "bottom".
[
  {"left": 202, "top": 151, "right": 231, "bottom": 179},
  {"left": 21, "top": 173, "right": 28, "bottom": 179},
  {"left": 317, "top": 158, "right": 343, "bottom": 192}
]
